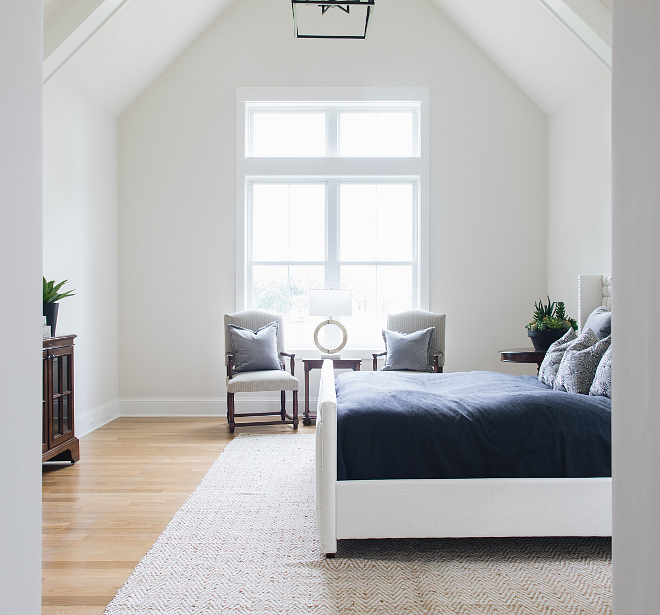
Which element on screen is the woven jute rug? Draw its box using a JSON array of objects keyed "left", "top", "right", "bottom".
[{"left": 105, "top": 434, "right": 611, "bottom": 615}]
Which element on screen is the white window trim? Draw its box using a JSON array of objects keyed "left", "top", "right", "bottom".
[{"left": 235, "top": 87, "right": 430, "bottom": 314}]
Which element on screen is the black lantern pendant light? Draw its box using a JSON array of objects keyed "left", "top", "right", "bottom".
[{"left": 291, "top": 0, "right": 375, "bottom": 40}]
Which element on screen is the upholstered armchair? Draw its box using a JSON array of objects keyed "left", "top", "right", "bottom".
[
  {"left": 372, "top": 309, "right": 446, "bottom": 372},
  {"left": 225, "top": 310, "right": 299, "bottom": 434}
]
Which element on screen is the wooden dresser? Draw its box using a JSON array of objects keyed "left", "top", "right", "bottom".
[{"left": 43, "top": 335, "right": 79, "bottom": 463}]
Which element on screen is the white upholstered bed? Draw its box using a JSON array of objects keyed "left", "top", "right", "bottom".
[{"left": 316, "top": 275, "right": 612, "bottom": 556}]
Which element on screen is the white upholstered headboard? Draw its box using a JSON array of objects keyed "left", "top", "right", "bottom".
[{"left": 578, "top": 275, "right": 612, "bottom": 331}]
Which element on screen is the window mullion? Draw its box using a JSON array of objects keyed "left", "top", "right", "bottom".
[
  {"left": 413, "top": 181, "right": 420, "bottom": 307},
  {"left": 328, "top": 107, "right": 338, "bottom": 157},
  {"left": 246, "top": 180, "right": 254, "bottom": 309}
]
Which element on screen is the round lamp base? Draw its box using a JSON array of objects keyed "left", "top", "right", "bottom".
[{"left": 313, "top": 319, "right": 348, "bottom": 356}]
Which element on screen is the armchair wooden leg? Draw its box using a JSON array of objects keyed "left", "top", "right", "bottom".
[
  {"left": 227, "top": 392, "right": 235, "bottom": 434},
  {"left": 280, "top": 390, "right": 286, "bottom": 421},
  {"left": 293, "top": 390, "right": 299, "bottom": 430}
]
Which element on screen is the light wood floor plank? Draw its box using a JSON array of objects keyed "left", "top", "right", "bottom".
[{"left": 42, "top": 416, "right": 313, "bottom": 613}]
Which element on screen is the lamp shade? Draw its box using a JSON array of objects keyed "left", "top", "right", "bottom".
[
  {"left": 291, "top": 0, "right": 374, "bottom": 40},
  {"left": 309, "top": 289, "right": 352, "bottom": 317}
]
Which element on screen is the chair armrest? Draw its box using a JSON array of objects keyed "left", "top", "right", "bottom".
[
  {"left": 226, "top": 353, "right": 234, "bottom": 379},
  {"left": 432, "top": 354, "right": 443, "bottom": 373},
  {"left": 372, "top": 351, "right": 386, "bottom": 371},
  {"left": 280, "top": 351, "right": 296, "bottom": 376}
]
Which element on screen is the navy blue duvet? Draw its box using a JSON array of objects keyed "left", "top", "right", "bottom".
[{"left": 335, "top": 371, "right": 611, "bottom": 481}]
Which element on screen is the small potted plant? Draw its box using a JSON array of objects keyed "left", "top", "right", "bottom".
[
  {"left": 43, "top": 277, "right": 75, "bottom": 337},
  {"left": 525, "top": 296, "right": 577, "bottom": 352}
]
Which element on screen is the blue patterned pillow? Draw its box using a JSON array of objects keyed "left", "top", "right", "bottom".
[
  {"left": 538, "top": 327, "right": 577, "bottom": 387},
  {"left": 553, "top": 329, "right": 598, "bottom": 392},
  {"left": 589, "top": 346, "right": 612, "bottom": 398},
  {"left": 555, "top": 333, "right": 610, "bottom": 394}
]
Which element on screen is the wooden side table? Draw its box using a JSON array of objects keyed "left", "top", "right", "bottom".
[
  {"left": 499, "top": 348, "right": 546, "bottom": 373},
  {"left": 303, "top": 358, "right": 361, "bottom": 425}
]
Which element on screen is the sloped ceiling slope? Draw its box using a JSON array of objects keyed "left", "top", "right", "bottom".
[
  {"left": 47, "top": 0, "right": 609, "bottom": 117},
  {"left": 44, "top": 0, "right": 71, "bottom": 23},
  {"left": 48, "top": 0, "right": 236, "bottom": 115},
  {"left": 429, "top": 0, "right": 609, "bottom": 114}
]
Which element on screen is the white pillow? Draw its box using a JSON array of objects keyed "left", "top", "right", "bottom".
[
  {"left": 589, "top": 346, "right": 612, "bottom": 398},
  {"left": 555, "top": 333, "right": 610, "bottom": 394},
  {"left": 537, "top": 327, "right": 577, "bottom": 388}
]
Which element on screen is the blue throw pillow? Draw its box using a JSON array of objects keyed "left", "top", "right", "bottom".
[
  {"left": 381, "top": 327, "right": 435, "bottom": 372},
  {"left": 556, "top": 334, "right": 611, "bottom": 395},
  {"left": 553, "top": 328, "right": 598, "bottom": 392},
  {"left": 537, "top": 327, "right": 577, "bottom": 387},
  {"left": 589, "top": 345, "right": 612, "bottom": 398},
  {"left": 227, "top": 321, "right": 282, "bottom": 373}
]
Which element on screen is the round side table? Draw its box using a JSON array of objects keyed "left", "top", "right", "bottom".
[{"left": 499, "top": 348, "right": 546, "bottom": 373}]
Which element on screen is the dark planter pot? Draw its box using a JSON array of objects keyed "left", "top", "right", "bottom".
[
  {"left": 527, "top": 328, "right": 567, "bottom": 352},
  {"left": 43, "top": 302, "right": 59, "bottom": 337}
]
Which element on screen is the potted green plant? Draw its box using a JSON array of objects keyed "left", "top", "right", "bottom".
[
  {"left": 43, "top": 277, "right": 75, "bottom": 337},
  {"left": 525, "top": 296, "right": 578, "bottom": 352}
]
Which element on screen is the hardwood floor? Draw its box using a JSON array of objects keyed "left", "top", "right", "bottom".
[{"left": 42, "top": 416, "right": 313, "bottom": 614}]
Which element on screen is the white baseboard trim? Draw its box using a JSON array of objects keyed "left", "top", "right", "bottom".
[
  {"left": 76, "top": 399, "right": 120, "bottom": 437},
  {"left": 118, "top": 395, "right": 311, "bottom": 417},
  {"left": 120, "top": 397, "right": 223, "bottom": 417},
  {"left": 76, "top": 396, "right": 314, "bottom": 435}
]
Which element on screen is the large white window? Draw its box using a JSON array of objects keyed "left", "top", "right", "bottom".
[{"left": 237, "top": 89, "right": 429, "bottom": 348}]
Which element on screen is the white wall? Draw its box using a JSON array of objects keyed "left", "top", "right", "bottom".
[
  {"left": 117, "top": 0, "right": 548, "bottom": 409},
  {"left": 43, "top": 77, "right": 120, "bottom": 434},
  {"left": 612, "top": 1, "right": 660, "bottom": 611},
  {"left": 547, "top": 72, "right": 611, "bottom": 316},
  {"left": 0, "top": 2, "right": 43, "bottom": 613}
]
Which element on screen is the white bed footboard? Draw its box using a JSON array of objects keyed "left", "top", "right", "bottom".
[{"left": 335, "top": 478, "right": 611, "bottom": 540}]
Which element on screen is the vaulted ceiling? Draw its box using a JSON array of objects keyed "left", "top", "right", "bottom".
[
  {"left": 44, "top": 0, "right": 236, "bottom": 114},
  {"left": 429, "top": 0, "right": 610, "bottom": 114},
  {"left": 44, "top": 0, "right": 611, "bottom": 116}
]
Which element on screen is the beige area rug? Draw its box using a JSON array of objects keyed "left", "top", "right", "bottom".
[{"left": 105, "top": 434, "right": 611, "bottom": 615}]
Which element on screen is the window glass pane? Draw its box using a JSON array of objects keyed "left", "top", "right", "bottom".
[
  {"left": 288, "top": 185, "right": 326, "bottom": 261},
  {"left": 340, "top": 183, "right": 414, "bottom": 262},
  {"left": 252, "top": 265, "right": 289, "bottom": 314},
  {"left": 378, "top": 265, "right": 413, "bottom": 316},
  {"left": 339, "top": 184, "right": 376, "bottom": 261},
  {"left": 251, "top": 112, "right": 326, "bottom": 157},
  {"left": 252, "top": 184, "right": 325, "bottom": 262},
  {"left": 376, "top": 184, "right": 413, "bottom": 261},
  {"left": 340, "top": 266, "right": 377, "bottom": 346},
  {"left": 339, "top": 111, "right": 415, "bottom": 157},
  {"left": 340, "top": 265, "right": 413, "bottom": 345},
  {"left": 252, "top": 185, "right": 288, "bottom": 261},
  {"left": 288, "top": 265, "right": 325, "bottom": 346},
  {"left": 289, "top": 265, "right": 325, "bottom": 322},
  {"left": 252, "top": 265, "right": 324, "bottom": 347}
]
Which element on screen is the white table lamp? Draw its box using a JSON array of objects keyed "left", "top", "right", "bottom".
[{"left": 309, "top": 289, "right": 352, "bottom": 358}]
